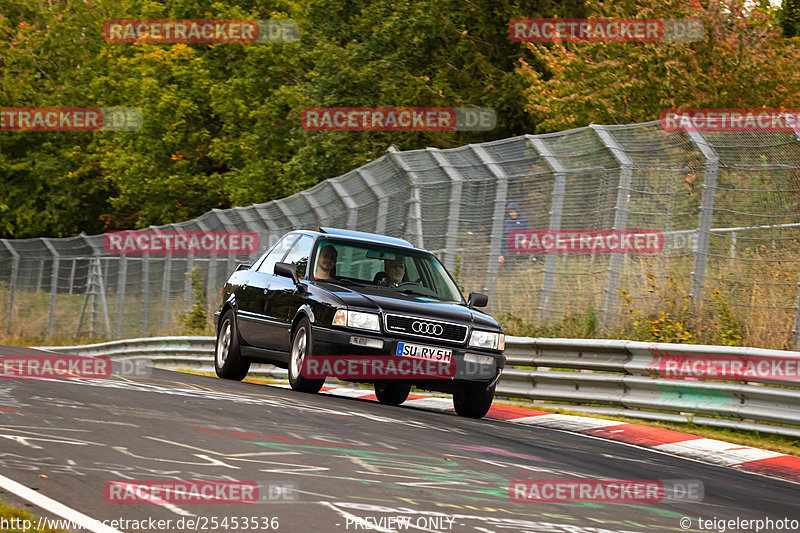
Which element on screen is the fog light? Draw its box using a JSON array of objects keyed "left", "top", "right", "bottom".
[{"left": 464, "top": 353, "right": 495, "bottom": 366}]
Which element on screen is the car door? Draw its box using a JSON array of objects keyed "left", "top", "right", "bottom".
[
  {"left": 259, "top": 234, "right": 315, "bottom": 352},
  {"left": 236, "top": 234, "right": 298, "bottom": 346}
]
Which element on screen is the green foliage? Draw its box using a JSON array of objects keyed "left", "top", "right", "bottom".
[
  {"left": 498, "top": 305, "right": 598, "bottom": 338},
  {"left": 178, "top": 265, "right": 207, "bottom": 334},
  {"left": 1, "top": 0, "right": 552, "bottom": 237},
  {"left": 518, "top": 0, "right": 800, "bottom": 132},
  {"left": 711, "top": 287, "right": 743, "bottom": 346},
  {"left": 618, "top": 272, "right": 694, "bottom": 343},
  {"left": 781, "top": 0, "right": 800, "bottom": 37}
]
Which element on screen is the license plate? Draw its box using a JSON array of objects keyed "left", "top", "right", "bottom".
[{"left": 396, "top": 342, "right": 452, "bottom": 362}]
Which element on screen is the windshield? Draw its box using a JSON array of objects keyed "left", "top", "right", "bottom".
[{"left": 311, "top": 240, "right": 463, "bottom": 303}]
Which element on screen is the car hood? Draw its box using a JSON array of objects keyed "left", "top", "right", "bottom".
[{"left": 316, "top": 282, "right": 500, "bottom": 330}]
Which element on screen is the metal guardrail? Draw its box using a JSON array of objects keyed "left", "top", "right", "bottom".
[
  {"left": 34, "top": 336, "right": 287, "bottom": 379},
  {"left": 33, "top": 336, "right": 800, "bottom": 438}
]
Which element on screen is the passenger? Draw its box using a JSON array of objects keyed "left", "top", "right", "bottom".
[{"left": 315, "top": 245, "right": 337, "bottom": 279}]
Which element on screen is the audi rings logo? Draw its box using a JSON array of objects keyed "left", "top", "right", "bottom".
[{"left": 411, "top": 321, "right": 443, "bottom": 336}]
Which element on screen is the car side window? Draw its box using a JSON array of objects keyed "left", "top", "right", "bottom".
[
  {"left": 281, "top": 235, "right": 314, "bottom": 278},
  {"left": 257, "top": 234, "right": 299, "bottom": 274}
]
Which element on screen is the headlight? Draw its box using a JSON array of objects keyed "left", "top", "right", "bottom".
[
  {"left": 332, "top": 309, "right": 381, "bottom": 332},
  {"left": 469, "top": 330, "right": 504, "bottom": 350}
]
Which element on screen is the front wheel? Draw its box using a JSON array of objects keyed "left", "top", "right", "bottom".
[
  {"left": 453, "top": 385, "right": 495, "bottom": 418},
  {"left": 215, "top": 310, "right": 250, "bottom": 381},
  {"left": 288, "top": 318, "right": 325, "bottom": 393},
  {"left": 374, "top": 382, "right": 411, "bottom": 406}
]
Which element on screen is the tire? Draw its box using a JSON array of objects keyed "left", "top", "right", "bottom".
[
  {"left": 453, "top": 384, "right": 495, "bottom": 418},
  {"left": 374, "top": 382, "right": 411, "bottom": 406},
  {"left": 215, "top": 310, "right": 250, "bottom": 381},
  {"left": 288, "top": 317, "right": 325, "bottom": 393}
]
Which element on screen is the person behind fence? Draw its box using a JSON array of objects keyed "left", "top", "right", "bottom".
[
  {"left": 499, "top": 201, "right": 532, "bottom": 267},
  {"left": 315, "top": 244, "right": 338, "bottom": 279}
]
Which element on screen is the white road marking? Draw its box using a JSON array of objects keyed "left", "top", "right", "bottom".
[{"left": 0, "top": 472, "right": 123, "bottom": 533}]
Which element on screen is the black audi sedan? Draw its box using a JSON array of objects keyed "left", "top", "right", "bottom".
[{"left": 213, "top": 227, "right": 505, "bottom": 418}]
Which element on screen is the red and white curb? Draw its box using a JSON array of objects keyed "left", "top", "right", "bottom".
[{"left": 300, "top": 384, "right": 800, "bottom": 485}]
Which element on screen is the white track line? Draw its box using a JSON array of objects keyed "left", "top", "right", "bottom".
[{"left": 0, "top": 473, "right": 123, "bottom": 533}]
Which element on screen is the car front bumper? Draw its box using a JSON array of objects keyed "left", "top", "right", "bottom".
[{"left": 310, "top": 324, "right": 504, "bottom": 393}]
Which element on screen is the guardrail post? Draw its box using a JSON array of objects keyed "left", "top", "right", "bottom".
[
  {"left": 526, "top": 136, "right": 567, "bottom": 322},
  {"left": 1, "top": 240, "right": 19, "bottom": 334},
  {"left": 591, "top": 125, "right": 634, "bottom": 332},
  {"left": 683, "top": 124, "right": 719, "bottom": 311},
  {"left": 427, "top": 148, "right": 464, "bottom": 270},
  {"left": 470, "top": 145, "right": 509, "bottom": 308},
  {"left": 42, "top": 238, "right": 60, "bottom": 339},
  {"left": 388, "top": 150, "right": 425, "bottom": 248}
]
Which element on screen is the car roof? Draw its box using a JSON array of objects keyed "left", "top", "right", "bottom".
[{"left": 313, "top": 227, "right": 418, "bottom": 250}]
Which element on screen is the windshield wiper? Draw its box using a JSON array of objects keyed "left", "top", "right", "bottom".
[
  {"left": 398, "top": 288, "right": 442, "bottom": 299},
  {"left": 324, "top": 277, "right": 367, "bottom": 288}
]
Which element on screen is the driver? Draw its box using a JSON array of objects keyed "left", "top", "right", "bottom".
[
  {"left": 315, "top": 244, "right": 337, "bottom": 279},
  {"left": 384, "top": 256, "right": 406, "bottom": 286}
]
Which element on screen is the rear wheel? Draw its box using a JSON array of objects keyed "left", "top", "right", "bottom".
[
  {"left": 215, "top": 310, "right": 250, "bottom": 381},
  {"left": 288, "top": 318, "right": 325, "bottom": 393},
  {"left": 453, "top": 385, "right": 495, "bottom": 418},
  {"left": 374, "top": 382, "right": 411, "bottom": 406}
]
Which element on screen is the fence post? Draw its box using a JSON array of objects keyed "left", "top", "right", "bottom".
[
  {"left": 427, "top": 148, "right": 464, "bottom": 270},
  {"left": 357, "top": 168, "right": 390, "bottom": 235},
  {"left": 1, "top": 240, "right": 19, "bottom": 334},
  {"left": 115, "top": 254, "right": 127, "bottom": 338},
  {"left": 683, "top": 125, "right": 719, "bottom": 311},
  {"left": 388, "top": 150, "right": 425, "bottom": 248},
  {"left": 41, "top": 238, "right": 60, "bottom": 339},
  {"left": 301, "top": 189, "right": 331, "bottom": 229},
  {"left": 591, "top": 125, "right": 634, "bottom": 332},
  {"left": 525, "top": 135, "right": 567, "bottom": 322},
  {"left": 470, "top": 145, "right": 509, "bottom": 308},
  {"left": 789, "top": 121, "right": 800, "bottom": 347},
  {"left": 793, "top": 271, "right": 800, "bottom": 350},
  {"left": 329, "top": 178, "right": 359, "bottom": 230},
  {"left": 141, "top": 255, "right": 150, "bottom": 336}
]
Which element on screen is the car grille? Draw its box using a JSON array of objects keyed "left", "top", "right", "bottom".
[{"left": 384, "top": 314, "right": 468, "bottom": 343}]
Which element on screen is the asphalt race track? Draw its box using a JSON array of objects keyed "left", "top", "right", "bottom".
[{"left": 1, "top": 345, "right": 798, "bottom": 533}]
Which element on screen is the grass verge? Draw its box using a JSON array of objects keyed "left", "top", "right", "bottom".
[{"left": 0, "top": 500, "right": 67, "bottom": 533}]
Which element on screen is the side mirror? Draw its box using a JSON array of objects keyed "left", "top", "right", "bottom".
[
  {"left": 467, "top": 292, "right": 488, "bottom": 308},
  {"left": 235, "top": 263, "right": 251, "bottom": 272},
  {"left": 274, "top": 262, "right": 299, "bottom": 284}
]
